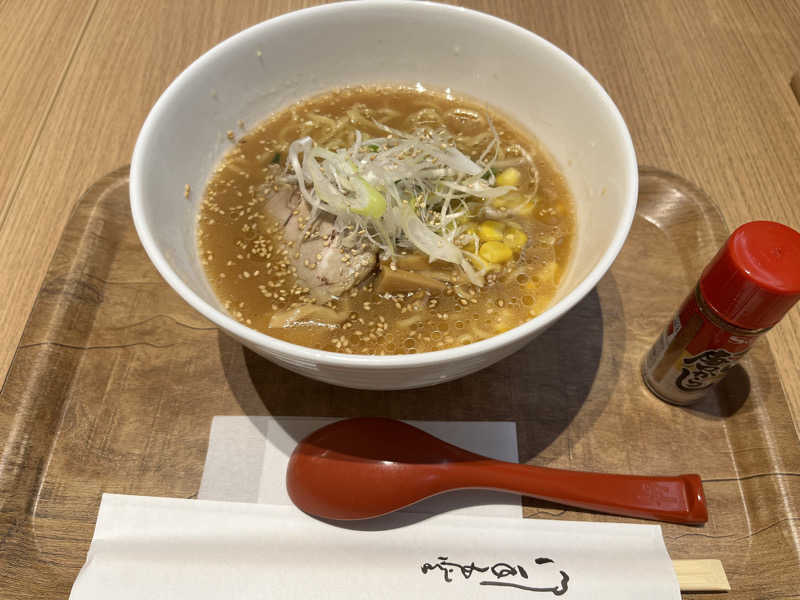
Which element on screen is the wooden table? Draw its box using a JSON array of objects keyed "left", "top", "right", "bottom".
[{"left": 2, "top": 0, "right": 800, "bottom": 431}]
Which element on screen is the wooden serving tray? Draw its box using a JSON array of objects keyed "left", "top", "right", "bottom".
[{"left": 1, "top": 166, "right": 798, "bottom": 598}]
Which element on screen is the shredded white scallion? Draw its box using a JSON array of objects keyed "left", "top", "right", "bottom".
[{"left": 282, "top": 121, "right": 510, "bottom": 285}]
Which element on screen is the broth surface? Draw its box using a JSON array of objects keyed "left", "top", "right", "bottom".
[{"left": 197, "top": 85, "right": 574, "bottom": 354}]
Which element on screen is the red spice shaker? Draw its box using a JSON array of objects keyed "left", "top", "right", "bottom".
[{"left": 642, "top": 221, "right": 800, "bottom": 406}]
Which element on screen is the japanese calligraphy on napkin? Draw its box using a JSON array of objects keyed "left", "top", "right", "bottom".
[{"left": 70, "top": 494, "right": 680, "bottom": 599}]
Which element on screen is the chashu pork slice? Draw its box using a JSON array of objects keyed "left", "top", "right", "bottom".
[{"left": 265, "top": 186, "right": 378, "bottom": 303}]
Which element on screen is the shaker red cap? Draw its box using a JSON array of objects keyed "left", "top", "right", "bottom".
[{"left": 699, "top": 221, "right": 800, "bottom": 330}]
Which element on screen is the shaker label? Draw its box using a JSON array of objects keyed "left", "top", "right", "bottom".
[
  {"left": 675, "top": 348, "right": 745, "bottom": 391},
  {"left": 642, "top": 287, "right": 758, "bottom": 406}
]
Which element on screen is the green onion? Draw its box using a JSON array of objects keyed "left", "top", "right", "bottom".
[
  {"left": 271, "top": 152, "right": 281, "bottom": 164},
  {"left": 351, "top": 177, "right": 387, "bottom": 218},
  {"left": 283, "top": 119, "right": 509, "bottom": 287}
]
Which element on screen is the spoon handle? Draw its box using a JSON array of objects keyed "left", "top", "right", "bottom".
[{"left": 452, "top": 460, "right": 707, "bottom": 524}]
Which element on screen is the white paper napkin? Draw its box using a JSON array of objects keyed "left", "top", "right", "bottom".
[
  {"left": 198, "top": 416, "right": 522, "bottom": 517},
  {"left": 71, "top": 494, "right": 680, "bottom": 599}
]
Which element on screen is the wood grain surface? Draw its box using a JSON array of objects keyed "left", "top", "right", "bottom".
[
  {"left": 1, "top": 167, "right": 797, "bottom": 598},
  {"left": 2, "top": 0, "right": 800, "bottom": 434},
  {"left": 0, "top": 0, "right": 96, "bottom": 223},
  {"left": 1, "top": 2, "right": 800, "bottom": 596}
]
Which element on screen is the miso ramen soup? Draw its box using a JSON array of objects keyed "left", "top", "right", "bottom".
[{"left": 197, "top": 85, "right": 574, "bottom": 354}]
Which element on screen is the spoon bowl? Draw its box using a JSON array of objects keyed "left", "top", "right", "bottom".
[{"left": 286, "top": 418, "right": 708, "bottom": 524}]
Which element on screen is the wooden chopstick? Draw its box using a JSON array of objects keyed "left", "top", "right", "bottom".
[
  {"left": 673, "top": 559, "right": 730, "bottom": 592},
  {"left": 791, "top": 71, "right": 800, "bottom": 106}
]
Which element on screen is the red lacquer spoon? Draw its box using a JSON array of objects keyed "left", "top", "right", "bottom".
[{"left": 286, "top": 418, "right": 707, "bottom": 524}]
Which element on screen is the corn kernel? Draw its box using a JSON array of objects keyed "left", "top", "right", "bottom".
[
  {"left": 496, "top": 167, "right": 521, "bottom": 187},
  {"left": 504, "top": 227, "right": 528, "bottom": 250},
  {"left": 480, "top": 241, "right": 513, "bottom": 263},
  {"left": 478, "top": 220, "right": 506, "bottom": 242},
  {"left": 492, "top": 191, "right": 524, "bottom": 210}
]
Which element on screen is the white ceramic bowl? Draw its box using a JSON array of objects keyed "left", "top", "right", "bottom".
[{"left": 130, "top": 1, "right": 637, "bottom": 390}]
